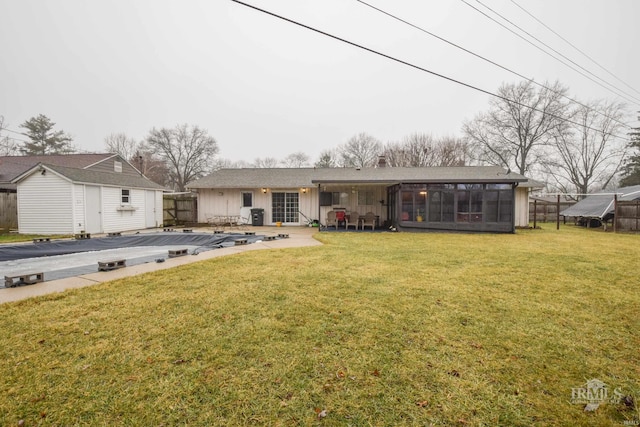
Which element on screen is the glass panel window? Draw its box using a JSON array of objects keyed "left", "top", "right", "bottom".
[
  {"left": 401, "top": 191, "right": 414, "bottom": 221},
  {"left": 121, "top": 189, "right": 130, "bottom": 204},
  {"left": 429, "top": 191, "right": 442, "bottom": 222},
  {"left": 416, "top": 191, "right": 427, "bottom": 221},
  {"left": 485, "top": 191, "right": 498, "bottom": 222},
  {"left": 470, "top": 191, "right": 483, "bottom": 222},
  {"left": 442, "top": 192, "right": 455, "bottom": 222},
  {"left": 358, "top": 190, "right": 374, "bottom": 206},
  {"left": 456, "top": 190, "right": 470, "bottom": 222},
  {"left": 499, "top": 191, "right": 513, "bottom": 222},
  {"left": 486, "top": 183, "right": 512, "bottom": 190},
  {"left": 272, "top": 192, "right": 299, "bottom": 223},
  {"left": 242, "top": 192, "right": 252, "bottom": 208}
]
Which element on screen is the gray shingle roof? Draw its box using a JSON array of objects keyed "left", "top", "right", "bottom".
[
  {"left": 0, "top": 154, "right": 119, "bottom": 190},
  {"left": 187, "top": 166, "right": 528, "bottom": 189},
  {"left": 560, "top": 185, "right": 640, "bottom": 218},
  {"left": 16, "top": 163, "right": 165, "bottom": 190}
]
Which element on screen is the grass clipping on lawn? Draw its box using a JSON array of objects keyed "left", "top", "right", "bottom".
[{"left": 1, "top": 227, "right": 638, "bottom": 426}]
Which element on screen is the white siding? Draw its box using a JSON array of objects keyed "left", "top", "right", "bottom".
[
  {"left": 197, "top": 186, "right": 386, "bottom": 226},
  {"left": 73, "top": 184, "right": 86, "bottom": 233},
  {"left": 154, "top": 190, "right": 163, "bottom": 227},
  {"left": 17, "top": 171, "right": 74, "bottom": 234},
  {"left": 102, "top": 186, "right": 146, "bottom": 233},
  {"left": 515, "top": 187, "right": 530, "bottom": 227}
]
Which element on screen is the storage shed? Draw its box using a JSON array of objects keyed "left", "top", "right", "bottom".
[{"left": 12, "top": 162, "right": 165, "bottom": 235}]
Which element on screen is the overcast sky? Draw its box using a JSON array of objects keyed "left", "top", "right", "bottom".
[{"left": 1, "top": 0, "right": 639, "bottom": 163}]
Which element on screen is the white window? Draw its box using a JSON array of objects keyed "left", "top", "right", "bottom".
[
  {"left": 121, "top": 189, "right": 131, "bottom": 204},
  {"left": 114, "top": 161, "right": 122, "bottom": 173}
]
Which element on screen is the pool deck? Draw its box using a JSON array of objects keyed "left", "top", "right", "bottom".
[{"left": 0, "top": 226, "right": 321, "bottom": 304}]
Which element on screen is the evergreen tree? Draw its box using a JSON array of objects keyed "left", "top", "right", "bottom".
[
  {"left": 19, "top": 114, "right": 74, "bottom": 155},
  {"left": 620, "top": 115, "right": 640, "bottom": 187}
]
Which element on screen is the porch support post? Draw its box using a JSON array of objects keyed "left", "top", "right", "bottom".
[{"left": 317, "top": 184, "right": 321, "bottom": 227}]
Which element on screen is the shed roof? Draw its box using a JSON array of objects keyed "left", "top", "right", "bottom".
[
  {"left": 188, "top": 166, "right": 528, "bottom": 189},
  {"left": 13, "top": 163, "right": 165, "bottom": 190},
  {"left": 559, "top": 185, "right": 640, "bottom": 218},
  {"left": 0, "top": 154, "right": 123, "bottom": 190}
]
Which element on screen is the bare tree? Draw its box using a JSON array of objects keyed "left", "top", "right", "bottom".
[
  {"left": 546, "top": 100, "right": 627, "bottom": 195},
  {"left": 0, "top": 116, "right": 19, "bottom": 156},
  {"left": 280, "top": 151, "right": 310, "bottom": 168},
  {"left": 315, "top": 149, "right": 339, "bottom": 168},
  {"left": 385, "top": 134, "right": 436, "bottom": 167},
  {"left": 462, "top": 80, "right": 570, "bottom": 174},
  {"left": 338, "top": 132, "right": 382, "bottom": 168},
  {"left": 211, "top": 158, "right": 252, "bottom": 170},
  {"left": 252, "top": 157, "right": 279, "bottom": 168},
  {"left": 104, "top": 132, "right": 140, "bottom": 160},
  {"left": 384, "top": 134, "right": 470, "bottom": 167},
  {"left": 436, "top": 136, "right": 471, "bottom": 166},
  {"left": 144, "top": 124, "right": 219, "bottom": 191}
]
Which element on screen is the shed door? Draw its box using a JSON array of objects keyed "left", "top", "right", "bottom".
[
  {"left": 85, "top": 186, "right": 102, "bottom": 233},
  {"left": 145, "top": 191, "right": 156, "bottom": 228}
]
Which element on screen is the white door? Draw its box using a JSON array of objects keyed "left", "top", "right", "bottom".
[
  {"left": 145, "top": 190, "right": 156, "bottom": 228},
  {"left": 85, "top": 186, "right": 102, "bottom": 233}
]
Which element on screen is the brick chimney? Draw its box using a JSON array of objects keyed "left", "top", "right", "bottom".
[{"left": 377, "top": 155, "right": 387, "bottom": 168}]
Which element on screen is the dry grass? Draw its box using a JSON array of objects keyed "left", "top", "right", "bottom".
[{"left": 0, "top": 225, "right": 638, "bottom": 426}]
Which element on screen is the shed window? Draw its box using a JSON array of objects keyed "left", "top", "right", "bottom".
[{"left": 121, "top": 189, "right": 131, "bottom": 204}]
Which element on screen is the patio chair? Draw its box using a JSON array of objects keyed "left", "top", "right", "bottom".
[
  {"left": 326, "top": 210, "right": 338, "bottom": 229},
  {"left": 345, "top": 212, "right": 360, "bottom": 230},
  {"left": 335, "top": 210, "right": 346, "bottom": 228},
  {"left": 362, "top": 212, "right": 376, "bottom": 230}
]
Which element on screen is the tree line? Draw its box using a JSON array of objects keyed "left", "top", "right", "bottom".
[{"left": 2, "top": 79, "right": 639, "bottom": 194}]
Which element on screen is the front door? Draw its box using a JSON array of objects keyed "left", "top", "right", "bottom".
[
  {"left": 85, "top": 185, "right": 102, "bottom": 233},
  {"left": 145, "top": 190, "right": 156, "bottom": 228}
]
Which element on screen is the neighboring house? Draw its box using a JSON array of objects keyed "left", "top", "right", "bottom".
[
  {"left": 560, "top": 185, "right": 640, "bottom": 228},
  {"left": 5, "top": 154, "right": 165, "bottom": 234},
  {"left": 188, "top": 164, "right": 533, "bottom": 233}
]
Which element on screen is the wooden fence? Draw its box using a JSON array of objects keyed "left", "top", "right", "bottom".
[
  {"left": 0, "top": 192, "right": 18, "bottom": 232},
  {"left": 615, "top": 200, "right": 640, "bottom": 232},
  {"left": 163, "top": 194, "right": 198, "bottom": 226}
]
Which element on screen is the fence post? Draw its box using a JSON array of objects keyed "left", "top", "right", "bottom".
[
  {"left": 556, "top": 194, "right": 560, "bottom": 230},
  {"left": 613, "top": 194, "right": 618, "bottom": 233}
]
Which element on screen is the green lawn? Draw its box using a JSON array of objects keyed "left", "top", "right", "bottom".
[{"left": 0, "top": 226, "right": 638, "bottom": 426}]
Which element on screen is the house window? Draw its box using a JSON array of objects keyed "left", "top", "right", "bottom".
[
  {"left": 358, "top": 190, "right": 375, "bottom": 206},
  {"left": 331, "top": 192, "right": 349, "bottom": 206},
  {"left": 242, "top": 192, "right": 253, "bottom": 208},
  {"left": 121, "top": 189, "right": 131, "bottom": 204},
  {"left": 114, "top": 161, "right": 122, "bottom": 173}
]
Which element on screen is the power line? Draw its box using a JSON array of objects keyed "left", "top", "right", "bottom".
[
  {"left": 460, "top": 0, "right": 640, "bottom": 107},
  {"left": 230, "top": 0, "right": 631, "bottom": 141},
  {"left": 354, "top": 0, "right": 631, "bottom": 130},
  {"left": 510, "top": 0, "right": 640, "bottom": 98}
]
